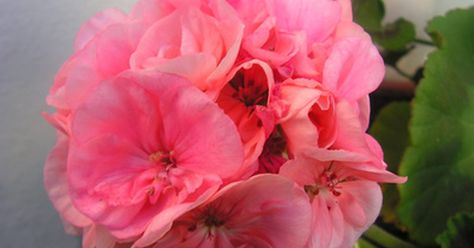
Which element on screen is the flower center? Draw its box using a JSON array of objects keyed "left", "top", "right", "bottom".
[
  {"left": 229, "top": 71, "right": 269, "bottom": 107},
  {"left": 201, "top": 206, "right": 226, "bottom": 228},
  {"left": 304, "top": 164, "right": 344, "bottom": 201},
  {"left": 145, "top": 151, "right": 177, "bottom": 203},
  {"left": 149, "top": 150, "right": 176, "bottom": 170}
]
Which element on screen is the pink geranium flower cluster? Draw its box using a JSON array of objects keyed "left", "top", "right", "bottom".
[{"left": 44, "top": 0, "right": 406, "bottom": 247}]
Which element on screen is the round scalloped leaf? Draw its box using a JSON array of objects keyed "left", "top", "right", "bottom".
[{"left": 397, "top": 8, "right": 474, "bottom": 245}]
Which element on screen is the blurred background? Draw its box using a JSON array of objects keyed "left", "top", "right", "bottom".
[{"left": 0, "top": 0, "right": 472, "bottom": 247}]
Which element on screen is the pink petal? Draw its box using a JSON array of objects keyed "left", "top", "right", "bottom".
[
  {"left": 48, "top": 21, "right": 145, "bottom": 110},
  {"left": 309, "top": 196, "right": 333, "bottom": 248},
  {"left": 275, "top": 78, "right": 337, "bottom": 154},
  {"left": 216, "top": 60, "right": 275, "bottom": 179},
  {"left": 74, "top": 9, "right": 128, "bottom": 52},
  {"left": 153, "top": 174, "right": 312, "bottom": 248},
  {"left": 130, "top": 0, "right": 176, "bottom": 24},
  {"left": 82, "top": 225, "right": 117, "bottom": 248},
  {"left": 67, "top": 71, "right": 244, "bottom": 239},
  {"left": 134, "top": 185, "right": 219, "bottom": 247},
  {"left": 337, "top": 181, "right": 382, "bottom": 247},
  {"left": 43, "top": 133, "right": 91, "bottom": 228},
  {"left": 130, "top": 5, "right": 243, "bottom": 94},
  {"left": 272, "top": 0, "right": 341, "bottom": 43},
  {"left": 323, "top": 36, "right": 384, "bottom": 101}
]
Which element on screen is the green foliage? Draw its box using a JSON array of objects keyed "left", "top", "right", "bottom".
[
  {"left": 373, "top": 18, "right": 416, "bottom": 51},
  {"left": 353, "top": 0, "right": 416, "bottom": 68},
  {"left": 397, "top": 8, "right": 474, "bottom": 246},
  {"left": 436, "top": 212, "right": 474, "bottom": 248},
  {"left": 370, "top": 102, "right": 411, "bottom": 224},
  {"left": 370, "top": 102, "right": 411, "bottom": 171},
  {"left": 352, "top": 0, "right": 385, "bottom": 32}
]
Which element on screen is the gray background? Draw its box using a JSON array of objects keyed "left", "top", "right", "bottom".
[
  {"left": 0, "top": 1, "right": 133, "bottom": 247},
  {"left": 0, "top": 0, "right": 472, "bottom": 247}
]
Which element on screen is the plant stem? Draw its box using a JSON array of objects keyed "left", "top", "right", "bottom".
[
  {"left": 392, "top": 66, "right": 414, "bottom": 82},
  {"left": 362, "top": 225, "right": 417, "bottom": 248},
  {"left": 414, "top": 38, "right": 435, "bottom": 46},
  {"left": 355, "top": 238, "right": 378, "bottom": 248}
]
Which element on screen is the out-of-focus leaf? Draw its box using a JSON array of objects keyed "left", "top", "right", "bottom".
[
  {"left": 370, "top": 102, "right": 411, "bottom": 171},
  {"left": 374, "top": 18, "right": 416, "bottom": 51},
  {"left": 436, "top": 212, "right": 474, "bottom": 248},
  {"left": 370, "top": 102, "right": 411, "bottom": 224},
  {"left": 352, "top": 0, "right": 385, "bottom": 32},
  {"left": 397, "top": 8, "right": 474, "bottom": 246},
  {"left": 382, "top": 47, "right": 414, "bottom": 67}
]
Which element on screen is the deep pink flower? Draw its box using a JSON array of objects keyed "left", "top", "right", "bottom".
[
  {"left": 151, "top": 174, "right": 312, "bottom": 248},
  {"left": 256, "top": 128, "right": 287, "bottom": 174},
  {"left": 216, "top": 60, "right": 276, "bottom": 179},
  {"left": 65, "top": 71, "right": 244, "bottom": 244}
]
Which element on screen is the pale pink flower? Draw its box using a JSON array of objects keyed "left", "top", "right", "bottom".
[
  {"left": 216, "top": 60, "right": 276, "bottom": 179},
  {"left": 151, "top": 174, "right": 312, "bottom": 248},
  {"left": 279, "top": 148, "right": 405, "bottom": 248},
  {"left": 65, "top": 71, "right": 244, "bottom": 244},
  {"left": 44, "top": 133, "right": 123, "bottom": 248}
]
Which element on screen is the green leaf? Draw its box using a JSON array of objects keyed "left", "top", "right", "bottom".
[
  {"left": 397, "top": 8, "right": 474, "bottom": 246},
  {"left": 370, "top": 102, "right": 411, "bottom": 171},
  {"left": 382, "top": 47, "right": 414, "bottom": 67},
  {"left": 352, "top": 0, "right": 385, "bottom": 32},
  {"left": 374, "top": 18, "right": 416, "bottom": 51},
  {"left": 370, "top": 102, "right": 411, "bottom": 224},
  {"left": 436, "top": 212, "right": 474, "bottom": 248}
]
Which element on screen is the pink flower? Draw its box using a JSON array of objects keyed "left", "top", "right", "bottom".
[
  {"left": 64, "top": 71, "right": 244, "bottom": 244},
  {"left": 216, "top": 60, "right": 276, "bottom": 179},
  {"left": 44, "top": 133, "right": 121, "bottom": 248},
  {"left": 228, "top": 0, "right": 343, "bottom": 78},
  {"left": 256, "top": 128, "right": 287, "bottom": 174},
  {"left": 273, "top": 79, "right": 390, "bottom": 175},
  {"left": 130, "top": 0, "right": 244, "bottom": 97},
  {"left": 279, "top": 148, "right": 404, "bottom": 248},
  {"left": 151, "top": 174, "right": 312, "bottom": 248},
  {"left": 272, "top": 78, "right": 338, "bottom": 155},
  {"left": 47, "top": 0, "right": 244, "bottom": 112},
  {"left": 43, "top": 1, "right": 407, "bottom": 247}
]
